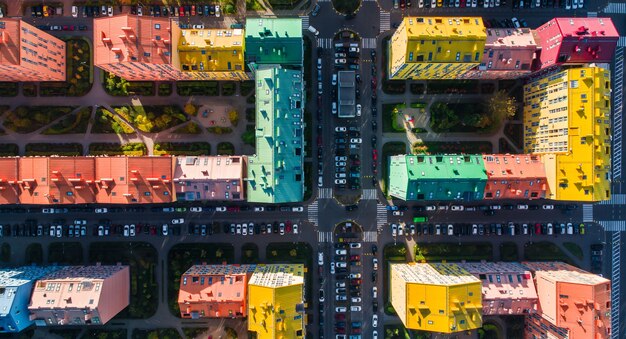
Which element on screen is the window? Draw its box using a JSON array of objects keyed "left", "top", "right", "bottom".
[
  {"left": 155, "top": 24, "right": 161, "bottom": 29},
  {"left": 455, "top": 52, "right": 461, "bottom": 61},
  {"left": 409, "top": 52, "right": 413, "bottom": 61}
]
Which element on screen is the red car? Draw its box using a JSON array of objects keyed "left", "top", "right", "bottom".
[
  {"left": 535, "top": 223, "right": 541, "bottom": 234},
  {"left": 179, "top": 6, "right": 185, "bottom": 16},
  {"left": 372, "top": 149, "right": 378, "bottom": 161},
  {"left": 191, "top": 5, "right": 196, "bottom": 15},
  {"left": 335, "top": 314, "right": 346, "bottom": 320},
  {"left": 350, "top": 255, "right": 360, "bottom": 261},
  {"left": 227, "top": 206, "right": 240, "bottom": 212}
]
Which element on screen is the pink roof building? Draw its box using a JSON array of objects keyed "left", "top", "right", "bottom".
[
  {"left": 0, "top": 158, "right": 20, "bottom": 204},
  {"left": 28, "top": 265, "right": 129, "bottom": 326},
  {"left": 0, "top": 19, "right": 66, "bottom": 81},
  {"left": 482, "top": 154, "right": 549, "bottom": 200},
  {"left": 178, "top": 265, "right": 256, "bottom": 319},
  {"left": 534, "top": 18, "right": 619, "bottom": 70},
  {"left": 462, "top": 28, "right": 537, "bottom": 79},
  {"left": 94, "top": 15, "right": 179, "bottom": 80},
  {"left": 173, "top": 156, "right": 246, "bottom": 201},
  {"left": 18, "top": 158, "right": 51, "bottom": 205},
  {"left": 523, "top": 262, "right": 611, "bottom": 339},
  {"left": 456, "top": 262, "right": 538, "bottom": 315}
]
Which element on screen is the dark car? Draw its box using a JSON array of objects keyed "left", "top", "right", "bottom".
[
  {"left": 345, "top": 205, "right": 358, "bottom": 211},
  {"left": 484, "top": 210, "right": 496, "bottom": 216}
]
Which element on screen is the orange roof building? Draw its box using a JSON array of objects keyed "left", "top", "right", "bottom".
[
  {"left": 178, "top": 265, "right": 256, "bottom": 319},
  {"left": 173, "top": 156, "right": 246, "bottom": 201},
  {"left": 48, "top": 157, "right": 97, "bottom": 204},
  {"left": 482, "top": 154, "right": 549, "bottom": 200},
  {"left": 0, "top": 18, "right": 66, "bottom": 81},
  {"left": 28, "top": 265, "right": 130, "bottom": 326},
  {"left": 18, "top": 157, "right": 52, "bottom": 205},
  {"left": 0, "top": 158, "right": 20, "bottom": 204},
  {"left": 523, "top": 262, "right": 611, "bottom": 339}
]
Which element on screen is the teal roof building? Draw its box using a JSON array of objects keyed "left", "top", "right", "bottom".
[
  {"left": 245, "top": 18, "right": 303, "bottom": 66},
  {"left": 388, "top": 155, "right": 487, "bottom": 201},
  {"left": 246, "top": 66, "right": 305, "bottom": 203}
]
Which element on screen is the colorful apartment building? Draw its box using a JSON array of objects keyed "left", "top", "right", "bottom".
[
  {"left": 523, "top": 262, "right": 611, "bottom": 339},
  {"left": 388, "top": 17, "right": 486, "bottom": 80},
  {"left": 244, "top": 18, "right": 303, "bottom": 67},
  {"left": 247, "top": 66, "right": 305, "bottom": 203},
  {"left": 0, "top": 266, "right": 62, "bottom": 333},
  {"left": 462, "top": 28, "right": 537, "bottom": 79},
  {"left": 173, "top": 156, "right": 246, "bottom": 201},
  {"left": 482, "top": 154, "right": 548, "bottom": 200},
  {"left": 456, "top": 262, "right": 538, "bottom": 315},
  {"left": 534, "top": 18, "right": 618, "bottom": 71},
  {"left": 524, "top": 66, "right": 611, "bottom": 201},
  {"left": 29, "top": 265, "right": 130, "bottom": 326},
  {"left": 248, "top": 264, "right": 306, "bottom": 339},
  {"left": 389, "top": 263, "right": 483, "bottom": 333},
  {"left": 0, "top": 158, "right": 20, "bottom": 204},
  {"left": 388, "top": 155, "right": 487, "bottom": 201},
  {"left": 178, "top": 265, "right": 256, "bottom": 319},
  {"left": 0, "top": 18, "right": 66, "bottom": 81}
]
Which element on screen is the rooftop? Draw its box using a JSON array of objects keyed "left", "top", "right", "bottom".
[
  {"left": 482, "top": 154, "right": 546, "bottom": 179},
  {"left": 0, "top": 19, "right": 21, "bottom": 65},
  {"left": 244, "top": 18, "right": 302, "bottom": 65},
  {"left": 391, "top": 263, "right": 480, "bottom": 286},
  {"left": 405, "top": 155, "right": 487, "bottom": 180},
  {"left": 248, "top": 264, "right": 304, "bottom": 288},
  {"left": 174, "top": 27, "right": 245, "bottom": 72},
  {"left": 401, "top": 17, "right": 486, "bottom": 39},
  {"left": 338, "top": 71, "right": 356, "bottom": 118},
  {"left": 522, "top": 261, "right": 610, "bottom": 285}
]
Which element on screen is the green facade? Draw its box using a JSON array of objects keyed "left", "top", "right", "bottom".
[
  {"left": 246, "top": 66, "right": 305, "bottom": 203},
  {"left": 245, "top": 18, "right": 303, "bottom": 66},
  {"left": 388, "top": 155, "right": 487, "bottom": 201}
]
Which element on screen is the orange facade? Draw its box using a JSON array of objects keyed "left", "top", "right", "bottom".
[
  {"left": 482, "top": 154, "right": 548, "bottom": 200},
  {"left": 0, "top": 19, "right": 66, "bottom": 81}
]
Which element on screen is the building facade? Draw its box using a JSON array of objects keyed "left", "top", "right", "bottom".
[
  {"left": 388, "top": 155, "right": 487, "bottom": 201},
  {"left": 29, "top": 265, "right": 129, "bottom": 326},
  {"left": 244, "top": 18, "right": 303, "bottom": 67},
  {"left": 247, "top": 264, "right": 305, "bottom": 339},
  {"left": 173, "top": 156, "right": 246, "bottom": 201},
  {"left": 482, "top": 154, "right": 549, "bottom": 200},
  {"left": 178, "top": 265, "right": 256, "bottom": 319},
  {"left": 0, "top": 18, "right": 66, "bottom": 81},
  {"left": 388, "top": 17, "right": 486, "bottom": 80},
  {"left": 524, "top": 66, "right": 611, "bottom": 201},
  {"left": 389, "top": 263, "right": 483, "bottom": 333}
]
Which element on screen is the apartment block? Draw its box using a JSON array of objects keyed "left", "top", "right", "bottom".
[
  {"left": 248, "top": 264, "right": 306, "bottom": 339},
  {"left": 244, "top": 18, "right": 303, "bottom": 67},
  {"left": 523, "top": 262, "right": 611, "bottom": 339},
  {"left": 456, "top": 262, "right": 538, "bottom": 315},
  {"left": 482, "top": 154, "right": 548, "bottom": 200},
  {"left": 534, "top": 18, "right": 618, "bottom": 71},
  {"left": 173, "top": 156, "right": 246, "bottom": 201},
  {"left": 389, "top": 263, "right": 483, "bottom": 333},
  {"left": 388, "top": 155, "right": 487, "bottom": 201},
  {"left": 0, "top": 18, "right": 66, "bottom": 81},
  {"left": 462, "top": 28, "right": 537, "bottom": 79},
  {"left": 0, "top": 266, "right": 62, "bottom": 333},
  {"left": 0, "top": 158, "right": 19, "bottom": 204},
  {"left": 29, "top": 265, "right": 130, "bottom": 326},
  {"left": 178, "top": 265, "right": 256, "bottom": 319},
  {"left": 246, "top": 66, "right": 305, "bottom": 203},
  {"left": 388, "top": 17, "right": 486, "bottom": 80},
  {"left": 524, "top": 66, "right": 611, "bottom": 201}
]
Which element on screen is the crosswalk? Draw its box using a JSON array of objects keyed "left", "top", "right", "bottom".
[
  {"left": 362, "top": 189, "right": 378, "bottom": 200},
  {"left": 610, "top": 231, "right": 621, "bottom": 338},
  {"left": 361, "top": 38, "right": 377, "bottom": 49},
  {"left": 587, "top": 11, "right": 597, "bottom": 17},
  {"left": 318, "top": 231, "right": 333, "bottom": 243},
  {"left": 318, "top": 188, "right": 333, "bottom": 199},
  {"left": 376, "top": 204, "right": 388, "bottom": 229},
  {"left": 308, "top": 201, "right": 318, "bottom": 225},
  {"left": 582, "top": 204, "right": 594, "bottom": 222},
  {"left": 300, "top": 16, "right": 309, "bottom": 30},
  {"left": 380, "top": 11, "right": 390, "bottom": 33},
  {"left": 363, "top": 231, "right": 378, "bottom": 242},
  {"left": 618, "top": 37, "right": 626, "bottom": 47},
  {"left": 317, "top": 38, "right": 333, "bottom": 49},
  {"left": 603, "top": 2, "right": 626, "bottom": 13},
  {"left": 598, "top": 194, "right": 626, "bottom": 205},
  {"left": 599, "top": 220, "right": 626, "bottom": 231},
  {"left": 613, "top": 47, "right": 624, "bottom": 180}
]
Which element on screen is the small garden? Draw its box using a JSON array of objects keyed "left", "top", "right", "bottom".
[
  {"left": 382, "top": 142, "right": 407, "bottom": 195},
  {"left": 173, "top": 122, "right": 203, "bottom": 134},
  {"left": 415, "top": 242, "right": 493, "bottom": 262},
  {"left": 132, "top": 329, "right": 181, "bottom": 339},
  {"left": 158, "top": 83, "right": 173, "bottom": 96},
  {"left": 427, "top": 80, "right": 480, "bottom": 94},
  {"left": 266, "top": 242, "right": 313, "bottom": 302},
  {"left": 40, "top": 38, "right": 92, "bottom": 97},
  {"left": 25, "top": 143, "right": 83, "bottom": 156},
  {"left": 524, "top": 242, "right": 575, "bottom": 265},
  {"left": 207, "top": 126, "right": 233, "bottom": 134},
  {"left": 411, "top": 141, "right": 493, "bottom": 154},
  {"left": 382, "top": 103, "right": 407, "bottom": 133},
  {"left": 112, "top": 105, "right": 188, "bottom": 133},
  {"left": 221, "top": 82, "right": 236, "bottom": 96},
  {"left": 240, "top": 81, "right": 255, "bottom": 96},
  {"left": 267, "top": 0, "right": 303, "bottom": 9},
  {"left": 89, "top": 143, "right": 147, "bottom": 156},
  {"left": 103, "top": 72, "right": 154, "bottom": 96},
  {"left": 217, "top": 142, "right": 235, "bottom": 155},
  {"left": 177, "top": 81, "right": 219, "bottom": 96},
  {"left": 242, "top": 124, "right": 255, "bottom": 146},
  {"left": 154, "top": 142, "right": 211, "bottom": 156},
  {"left": 25, "top": 244, "right": 44, "bottom": 265},
  {"left": 48, "top": 242, "right": 83, "bottom": 265},
  {"left": 241, "top": 243, "right": 259, "bottom": 264},
  {"left": 91, "top": 107, "right": 135, "bottom": 134},
  {"left": 0, "top": 144, "right": 19, "bottom": 156},
  {"left": 500, "top": 242, "right": 519, "bottom": 261},
  {"left": 0, "top": 83, "right": 18, "bottom": 97},
  {"left": 42, "top": 107, "right": 91, "bottom": 135},
  {"left": 3, "top": 106, "right": 75, "bottom": 134}
]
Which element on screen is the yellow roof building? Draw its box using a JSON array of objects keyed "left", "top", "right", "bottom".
[
  {"left": 171, "top": 26, "right": 248, "bottom": 80},
  {"left": 523, "top": 66, "right": 611, "bottom": 201},
  {"left": 390, "top": 263, "right": 483, "bottom": 333},
  {"left": 247, "top": 264, "right": 305, "bottom": 339},
  {"left": 388, "top": 17, "right": 486, "bottom": 80}
]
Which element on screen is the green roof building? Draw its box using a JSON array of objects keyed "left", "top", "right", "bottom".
[
  {"left": 245, "top": 18, "right": 303, "bottom": 66},
  {"left": 388, "top": 155, "right": 487, "bottom": 201},
  {"left": 246, "top": 66, "right": 305, "bottom": 203}
]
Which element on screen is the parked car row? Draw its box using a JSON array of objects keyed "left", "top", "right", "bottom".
[
  {"left": 331, "top": 239, "right": 364, "bottom": 337},
  {"left": 35, "top": 24, "right": 88, "bottom": 31},
  {"left": 333, "top": 41, "right": 360, "bottom": 71},
  {"left": 394, "top": 222, "right": 587, "bottom": 237},
  {"left": 484, "top": 18, "right": 528, "bottom": 29},
  {"left": 228, "top": 221, "right": 299, "bottom": 236},
  {"left": 131, "top": 4, "right": 220, "bottom": 17},
  {"left": 30, "top": 5, "right": 63, "bottom": 17}
]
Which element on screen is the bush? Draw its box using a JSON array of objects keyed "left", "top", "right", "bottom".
[
  {"left": 410, "top": 83, "right": 425, "bottom": 95},
  {"left": 92, "top": 108, "right": 135, "bottom": 134},
  {"left": 23, "top": 84, "right": 38, "bottom": 97},
  {"left": 221, "top": 82, "right": 236, "bottom": 96},
  {"left": 240, "top": 80, "right": 255, "bottom": 96},
  {"left": 242, "top": 125, "right": 255, "bottom": 146},
  {"left": 228, "top": 109, "right": 239, "bottom": 127},
  {"left": 411, "top": 127, "right": 427, "bottom": 133},
  {"left": 174, "top": 122, "right": 202, "bottom": 134},
  {"left": 207, "top": 126, "right": 233, "bottom": 134},
  {"left": 0, "top": 144, "right": 19, "bottom": 156},
  {"left": 88, "top": 143, "right": 147, "bottom": 156},
  {"left": 245, "top": 107, "right": 256, "bottom": 123},
  {"left": 103, "top": 72, "right": 154, "bottom": 96},
  {"left": 158, "top": 83, "right": 173, "bottom": 96},
  {"left": 177, "top": 81, "right": 219, "bottom": 96},
  {"left": 217, "top": 142, "right": 235, "bottom": 155},
  {"left": 0, "top": 83, "right": 18, "bottom": 97},
  {"left": 154, "top": 142, "right": 211, "bottom": 156},
  {"left": 25, "top": 143, "right": 83, "bottom": 156},
  {"left": 112, "top": 105, "right": 187, "bottom": 133},
  {"left": 3, "top": 106, "right": 75, "bottom": 134},
  {"left": 42, "top": 107, "right": 91, "bottom": 135}
]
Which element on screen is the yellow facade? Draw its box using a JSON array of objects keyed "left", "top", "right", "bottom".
[
  {"left": 524, "top": 67, "right": 611, "bottom": 201},
  {"left": 388, "top": 17, "right": 486, "bottom": 80},
  {"left": 247, "top": 264, "right": 305, "bottom": 339},
  {"left": 171, "top": 27, "right": 248, "bottom": 80},
  {"left": 390, "top": 263, "right": 483, "bottom": 333}
]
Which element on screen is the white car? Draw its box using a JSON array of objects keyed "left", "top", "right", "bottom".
[
  {"left": 517, "top": 204, "right": 528, "bottom": 210},
  {"left": 317, "top": 58, "right": 322, "bottom": 70},
  {"left": 215, "top": 5, "right": 220, "bottom": 17},
  {"left": 391, "top": 224, "right": 397, "bottom": 236},
  {"left": 124, "top": 225, "right": 130, "bottom": 237},
  {"left": 332, "top": 102, "right": 338, "bottom": 114},
  {"left": 98, "top": 226, "right": 104, "bottom": 236},
  {"left": 95, "top": 208, "right": 108, "bottom": 213},
  {"left": 56, "top": 225, "right": 62, "bottom": 238},
  {"left": 512, "top": 17, "right": 521, "bottom": 28},
  {"left": 254, "top": 206, "right": 265, "bottom": 212},
  {"left": 190, "top": 207, "right": 203, "bottom": 212},
  {"left": 350, "top": 138, "right": 362, "bottom": 144},
  {"left": 350, "top": 243, "right": 361, "bottom": 248},
  {"left": 293, "top": 224, "right": 299, "bottom": 234},
  {"left": 319, "top": 289, "right": 325, "bottom": 302},
  {"left": 292, "top": 206, "right": 304, "bottom": 212},
  {"left": 330, "top": 262, "right": 336, "bottom": 274},
  {"left": 336, "top": 281, "right": 346, "bottom": 288},
  {"left": 74, "top": 219, "right": 87, "bottom": 225},
  {"left": 130, "top": 224, "right": 136, "bottom": 236},
  {"left": 448, "top": 224, "right": 454, "bottom": 235},
  {"left": 372, "top": 314, "right": 378, "bottom": 328},
  {"left": 398, "top": 224, "right": 404, "bottom": 235},
  {"left": 72, "top": 6, "right": 78, "bottom": 17},
  {"left": 216, "top": 207, "right": 227, "bottom": 212},
  {"left": 335, "top": 179, "right": 346, "bottom": 184},
  {"left": 373, "top": 331, "right": 378, "bottom": 339},
  {"left": 335, "top": 126, "right": 347, "bottom": 132},
  {"left": 336, "top": 161, "right": 346, "bottom": 167},
  {"left": 336, "top": 249, "right": 347, "bottom": 255},
  {"left": 373, "top": 258, "right": 378, "bottom": 270},
  {"left": 332, "top": 73, "right": 338, "bottom": 85},
  {"left": 335, "top": 306, "right": 347, "bottom": 313},
  {"left": 543, "top": 205, "right": 554, "bottom": 210},
  {"left": 335, "top": 53, "right": 347, "bottom": 58},
  {"left": 351, "top": 306, "right": 362, "bottom": 312},
  {"left": 242, "top": 224, "right": 248, "bottom": 236},
  {"left": 335, "top": 156, "right": 347, "bottom": 161},
  {"left": 337, "top": 262, "right": 347, "bottom": 268},
  {"left": 335, "top": 58, "right": 347, "bottom": 64},
  {"left": 318, "top": 252, "right": 324, "bottom": 265},
  {"left": 318, "top": 176, "right": 323, "bottom": 187},
  {"left": 451, "top": 205, "right": 464, "bottom": 211},
  {"left": 425, "top": 205, "right": 436, "bottom": 211},
  {"left": 236, "top": 224, "right": 242, "bottom": 234},
  {"left": 171, "top": 218, "right": 184, "bottom": 224},
  {"left": 279, "top": 223, "right": 285, "bottom": 235},
  {"left": 372, "top": 286, "right": 378, "bottom": 298},
  {"left": 162, "top": 224, "right": 168, "bottom": 235},
  {"left": 107, "top": 5, "right": 113, "bottom": 16},
  {"left": 351, "top": 297, "right": 362, "bottom": 303},
  {"left": 356, "top": 104, "right": 362, "bottom": 117},
  {"left": 522, "top": 224, "right": 529, "bottom": 235},
  {"left": 137, "top": 5, "right": 143, "bottom": 15},
  {"left": 392, "top": 211, "right": 403, "bottom": 216}
]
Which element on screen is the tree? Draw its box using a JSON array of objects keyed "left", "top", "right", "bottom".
[
  {"left": 289, "top": 249, "right": 297, "bottom": 257},
  {"left": 241, "top": 130, "right": 255, "bottom": 146},
  {"left": 429, "top": 102, "right": 459, "bottom": 132},
  {"left": 184, "top": 103, "right": 197, "bottom": 116},
  {"left": 486, "top": 89, "right": 517, "bottom": 123},
  {"left": 228, "top": 109, "right": 239, "bottom": 127}
]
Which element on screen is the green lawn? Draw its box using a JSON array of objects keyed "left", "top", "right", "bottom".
[
  {"left": 91, "top": 107, "right": 135, "bottom": 134},
  {"left": 382, "top": 103, "right": 407, "bottom": 133},
  {"left": 25, "top": 143, "right": 83, "bottom": 156},
  {"left": 3, "top": 106, "right": 75, "bottom": 134},
  {"left": 154, "top": 142, "right": 211, "bottom": 156},
  {"left": 381, "top": 142, "right": 407, "bottom": 195},
  {"left": 88, "top": 143, "right": 147, "bottom": 156},
  {"left": 415, "top": 242, "right": 493, "bottom": 262},
  {"left": 48, "top": 242, "right": 83, "bottom": 265},
  {"left": 500, "top": 242, "right": 519, "bottom": 262},
  {"left": 0, "top": 144, "right": 19, "bottom": 156},
  {"left": 524, "top": 242, "right": 575, "bottom": 265},
  {"left": 42, "top": 107, "right": 91, "bottom": 135},
  {"left": 217, "top": 142, "right": 235, "bottom": 155},
  {"left": 564, "top": 242, "right": 584, "bottom": 260},
  {"left": 242, "top": 243, "right": 260, "bottom": 264},
  {"left": 412, "top": 141, "right": 493, "bottom": 155},
  {"left": 177, "top": 81, "right": 219, "bottom": 96},
  {"left": 112, "top": 105, "right": 188, "bottom": 133}
]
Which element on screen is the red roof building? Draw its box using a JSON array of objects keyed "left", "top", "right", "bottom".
[
  {"left": 482, "top": 154, "right": 549, "bottom": 200},
  {"left": 534, "top": 18, "right": 619, "bottom": 70},
  {"left": 47, "top": 157, "right": 97, "bottom": 204},
  {"left": 0, "top": 18, "right": 66, "bottom": 81},
  {"left": 0, "top": 158, "right": 20, "bottom": 204},
  {"left": 18, "top": 158, "right": 51, "bottom": 205}
]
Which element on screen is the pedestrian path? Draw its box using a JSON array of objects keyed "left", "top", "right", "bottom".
[
  {"left": 318, "top": 231, "right": 333, "bottom": 243},
  {"left": 598, "top": 194, "right": 626, "bottom": 205},
  {"left": 308, "top": 201, "right": 319, "bottom": 225},
  {"left": 363, "top": 231, "right": 378, "bottom": 242},
  {"left": 379, "top": 11, "right": 390, "bottom": 33},
  {"left": 362, "top": 189, "right": 377, "bottom": 200},
  {"left": 300, "top": 16, "right": 309, "bottom": 29},
  {"left": 317, "top": 38, "right": 333, "bottom": 49},
  {"left": 603, "top": 2, "right": 626, "bottom": 13},
  {"left": 582, "top": 204, "right": 594, "bottom": 222},
  {"left": 599, "top": 220, "right": 626, "bottom": 231},
  {"left": 376, "top": 204, "right": 388, "bottom": 229},
  {"left": 318, "top": 188, "right": 333, "bottom": 199},
  {"left": 361, "top": 38, "right": 377, "bottom": 49},
  {"left": 612, "top": 47, "right": 623, "bottom": 180}
]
